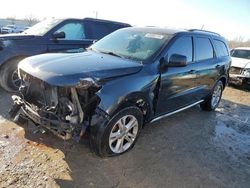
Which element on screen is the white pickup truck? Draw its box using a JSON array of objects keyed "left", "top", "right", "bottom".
[{"left": 230, "top": 47, "right": 250, "bottom": 89}]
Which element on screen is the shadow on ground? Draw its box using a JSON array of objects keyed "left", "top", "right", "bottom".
[{"left": 0, "top": 87, "right": 249, "bottom": 188}]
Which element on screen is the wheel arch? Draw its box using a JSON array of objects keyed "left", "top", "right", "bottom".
[
  {"left": 218, "top": 75, "right": 227, "bottom": 90},
  {"left": 0, "top": 55, "right": 27, "bottom": 70},
  {"left": 102, "top": 92, "right": 153, "bottom": 124}
]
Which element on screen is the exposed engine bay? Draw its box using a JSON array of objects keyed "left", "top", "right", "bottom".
[{"left": 10, "top": 70, "right": 105, "bottom": 140}]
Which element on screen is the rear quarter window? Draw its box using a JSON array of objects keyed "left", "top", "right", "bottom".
[
  {"left": 88, "top": 22, "right": 111, "bottom": 40},
  {"left": 213, "top": 39, "right": 229, "bottom": 57},
  {"left": 195, "top": 37, "right": 214, "bottom": 61}
]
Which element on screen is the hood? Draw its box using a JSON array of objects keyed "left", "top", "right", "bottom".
[
  {"left": 0, "top": 33, "right": 36, "bottom": 40},
  {"left": 19, "top": 51, "right": 143, "bottom": 86},
  {"left": 231, "top": 57, "right": 250, "bottom": 69}
]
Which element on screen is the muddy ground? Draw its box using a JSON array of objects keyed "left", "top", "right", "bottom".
[{"left": 0, "top": 86, "right": 249, "bottom": 188}]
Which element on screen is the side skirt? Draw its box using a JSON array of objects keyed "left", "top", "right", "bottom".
[{"left": 150, "top": 100, "right": 204, "bottom": 123}]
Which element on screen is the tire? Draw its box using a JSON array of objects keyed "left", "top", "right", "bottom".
[
  {"left": 92, "top": 106, "right": 143, "bottom": 157},
  {"left": 200, "top": 80, "right": 223, "bottom": 111},
  {"left": 0, "top": 58, "right": 23, "bottom": 92},
  {"left": 242, "top": 79, "right": 250, "bottom": 91}
]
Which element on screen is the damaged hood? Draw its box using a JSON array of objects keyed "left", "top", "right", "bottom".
[
  {"left": 231, "top": 57, "right": 250, "bottom": 69},
  {"left": 18, "top": 51, "right": 143, "bottom": 86}
]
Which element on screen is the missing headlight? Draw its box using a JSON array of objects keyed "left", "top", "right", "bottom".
[{"left": 76, "top": 78, "right": 101, "bottom": 90}]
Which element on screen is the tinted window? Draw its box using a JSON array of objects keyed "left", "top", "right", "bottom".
[
  {"left": 167, "top": 37, "right": 193, "bottom": 62},
  {"left": 213, "top": 40, "right": 229, "bottom": 57},
  {"left": 89, "top": 22, "right": 111, "bottom": 39},
  {"left": 56, "top": 22, "right": 85, "bottom": 40},
  {"left": 196, "top": 37, "right": 214, "bottom": 61},
  {"left": 231, "top": 49, "right": 250, "bottom": 60}
]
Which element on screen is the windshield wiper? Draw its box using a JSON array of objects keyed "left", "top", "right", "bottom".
[{"left": 100, "top": 51, "right": 125, "bottom": 58}]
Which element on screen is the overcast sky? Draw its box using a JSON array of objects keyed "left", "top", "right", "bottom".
[{"left": 1, "top": 0, "right": 250, "bottom": 40}]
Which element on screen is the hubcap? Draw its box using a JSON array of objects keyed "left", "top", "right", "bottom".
[
  {"left": 11, "top": 69, "right": 21, "bottom": 89},
  {"left": 109, "top": 115, "right": 139, "bottom": 154},
  {"left": 211, "top": 84, "right": 222, "bottom": 108}
]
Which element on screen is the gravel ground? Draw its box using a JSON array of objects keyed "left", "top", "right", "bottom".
[{"left": 0, "top": 86, "right": 249, "bottom": 188}]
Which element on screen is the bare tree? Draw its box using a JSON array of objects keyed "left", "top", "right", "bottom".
[
  {"left": 24, "top": 14, "right": 39, "bottom": 26},
  {"left": 227, "top": 36, "right": 250, "bottom": 49}
]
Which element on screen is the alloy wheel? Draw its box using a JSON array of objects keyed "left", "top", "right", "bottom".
[
  {"left": 109, "top": 115, "right": 139, "bottom": 154},
  {"left": 11, "top": 69, "right": 21, "bottom": 89},
  {"left": 211, "top": 84, "right": 222, "bottom": 108}
]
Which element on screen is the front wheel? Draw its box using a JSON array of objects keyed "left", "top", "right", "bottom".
[
  {"left": 93, "top": 106, "right": 143, "bottom": 157},
  {"left": 0, "top": 58, "right": 23, "bottom": 92},
  {"left": 200, "top": 80, "right": 223, "bottom": 111}
]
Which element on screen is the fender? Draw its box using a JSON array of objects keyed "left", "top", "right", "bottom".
[{"left": 96, "top": 72, "right": 160, "bottom": 122}]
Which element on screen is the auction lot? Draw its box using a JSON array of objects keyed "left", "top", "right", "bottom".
[{"left": 0, "top": 86, "right": 249, "bottom": 188}]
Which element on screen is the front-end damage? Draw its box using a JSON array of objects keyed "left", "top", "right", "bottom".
[{"left": 9, "top": 70, "right": 109, "bottom": 140}]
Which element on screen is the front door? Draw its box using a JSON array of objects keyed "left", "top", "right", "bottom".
[
  {"left": 156, "top": 36, "right": 200, "bottom": 116},
  {"left": 47, "top": 22, "right": 92, "bottom": 53}
]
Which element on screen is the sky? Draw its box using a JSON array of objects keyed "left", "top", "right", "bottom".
[{"left": 1, "top": 0, "right": 250, "bottom": 40}]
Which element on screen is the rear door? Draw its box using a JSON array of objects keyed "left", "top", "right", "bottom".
[
  {"left": 193, "top": 36, "right": 219, "bottom": 99},
  {"left": 156, "top": 36, "right": 199, "bottom": 115},
  {"left": 47, "top": 21, "right": 93, "bottom": 52},
  {"left": 84, "top": 21, "right": 113, "bottom": 40}
]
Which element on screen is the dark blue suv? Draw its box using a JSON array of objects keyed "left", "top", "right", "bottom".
[
  {"left": 0, "top": 18, "right": 130, "bottom": 91},
  {"left": 10, "top": 27, "right": 231, "bottom": 157}
]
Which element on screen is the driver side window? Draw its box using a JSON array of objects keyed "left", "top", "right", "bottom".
[
  {"left": 167, "top": 36, "right": 193, "bottom": 63},
  {"left": 55, "top": 22, "right": 85, "bottom": 40}
]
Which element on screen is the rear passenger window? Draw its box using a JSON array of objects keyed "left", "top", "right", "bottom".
[
  {"left": 195, "top": 37, "right": 214, "bottom": 61},
  {"left": 89, "top": 22, "right": 111, "bottom": 39},
  {"left": 167, "top": 37, "right": 193, "bottom": 63},
  {"left": 213, "top": 40, "right": 229, "bottom": 57}
]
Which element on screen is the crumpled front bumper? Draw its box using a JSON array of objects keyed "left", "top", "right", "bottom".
[
  {"left": 9, "top": 95, "right": 110, "bottom": 140},
  {"left": 229, "top": 74, "right": 250, "bottom": 85}
]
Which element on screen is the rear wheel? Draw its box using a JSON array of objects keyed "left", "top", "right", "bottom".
[
  {"left": 0, "top": 58, "right": 23, "bottom": 92},
  {"left": 93, "top": 106, "right": 143, "bottom": 157},
  {"left": 243, "top": 78, "right": 250, "bottom": 90},
  {"left": 200, "top": 80, "right": 223, "bottom": 111}
]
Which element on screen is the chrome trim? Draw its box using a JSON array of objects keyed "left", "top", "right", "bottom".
[{"left": 150, "top": 100, "right": 204, "bottom": 123}]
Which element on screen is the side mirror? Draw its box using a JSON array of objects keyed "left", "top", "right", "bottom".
[
  {"left": 52, "top": 31, "right": 65, "bottom": 39},
  {"left": 168, "top": 54, "right": 187, "bottom": 67},
  {"left": 92, "top": 40, "right": 98, "bottom": 44}
]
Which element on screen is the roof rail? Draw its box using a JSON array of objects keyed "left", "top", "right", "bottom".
[{"left": 188, "top": 29, "right": 220, "bottom": 36}]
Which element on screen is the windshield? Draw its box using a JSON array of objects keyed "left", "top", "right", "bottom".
[
  {"left": 91, "top": 28, "right": 171, "bottom": 61},
  {"left": 23, "top": 19, "right": 62, "bottom": 36},
  {"left": 231, "top": 49, "right": 250, "bottom": 60}
]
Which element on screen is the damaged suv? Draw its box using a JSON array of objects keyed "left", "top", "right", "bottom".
[
  {"left": 229, "top": 47, "right": 250, "bottom": 89},
  {"left": 10, "top": 27, "right": 231, "bottom": 156}
]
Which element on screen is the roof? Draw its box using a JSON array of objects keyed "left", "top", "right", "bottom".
[
  {"left": 120, "top": 27, "right": 222, "bottom": 37},
  {"left": 233, "top": 47, "right": 250, "bottom": 50},
  {"left": 82, "top": 17, "right": 131, "bottom": 26},
  {"left": 122, "top": 27, "right": 186, "bottom": 35}
]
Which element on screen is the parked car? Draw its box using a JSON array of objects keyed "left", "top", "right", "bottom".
[
  {"left": 0, "top": 18, "right": 131, "bottom": 92},
  {"left": 10, "top": 27, "right": 231, "bottom": 157},
  {"left": 0, "top": 25, "right": 17, "bottom": 34},
  {"left": 229, "top": 47, "right": 250, "bottom": 89}
]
